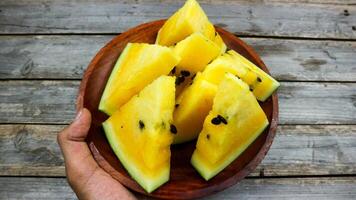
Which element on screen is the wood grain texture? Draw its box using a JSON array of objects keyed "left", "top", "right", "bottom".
[
  {"left": 1, "top": 36, "right": 356, "bottom": 81},
  {"left": 1, "top": 0, "right": 356, "bottom": 39},
  {"left": 1, "top": 177, "right": 355, "bottom": 200},
  {"left": 0, "top": 177, "right": 76, "bottom": 200},
  {"left": 203, "top": 177, "right": 356, "bottom": 200},
  {"left": 1, "top": 125, "right": 355, "bottom": 177},
  {"left": 0, "top": 36, "right": 112, "bottom": 80},
  {"left": 258, "top": 0, "right": 356, "bottom": 5},
  {"left": 0, "top": 80, "right": 78, "bottom": 124},
  {"left": 122, "top": 0, "right": 356, "bottom": 5},
  {"left": 0, "top": 125, "right": 65, "bottom": 176},
  {"left": 278, "top": 82, "right": 356, "bottom": 124},
  {"left": 247, "top": 38, "right": 356, "bottom": 82},
  {"left": 256, "top": 125, "right": 356, "bottom": 176},
  {"left": 0, "top": 81, "right": 354, "bottom": 124}
]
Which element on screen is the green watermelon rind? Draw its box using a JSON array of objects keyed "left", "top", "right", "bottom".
[
  {"left": 190, "top": 119, "right": 269, "bottom": 181},
  {"left": 99, "top": 43, "right": 133, "bottom": 115},
  {"left": 102, "top": 121, "right": 170, "bottom": 193}
]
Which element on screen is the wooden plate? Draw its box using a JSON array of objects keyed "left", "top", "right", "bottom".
[{"left": 77, "top": 20, "right": 279, "bottom": 200}]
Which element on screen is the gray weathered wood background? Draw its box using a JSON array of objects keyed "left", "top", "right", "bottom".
[{"left": 0, "top": 0, "right": 355, "bottom": 199}]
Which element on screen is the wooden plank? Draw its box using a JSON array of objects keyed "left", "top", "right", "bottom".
[
  {"left": 0, "top": 36, "right": 112, "bottom": 80},
  {"left": 0, "top": 178, "right": 76, "bottom": 200},
  {"left": 278, "top": 82, "right": 356, "bottom": 125},
  {"left": 128, "top": 0, "right": 356, "bottom": 5},
  {"left": 0, "top": 81, "right": 355, "bottom": 124},
  {"left": 1, "top": 124, "right": 355, "bottom": 177},
  {"left": 256, "top": 125, "right": 356, "bottom": 176},
  {"left": 1, "top": 177, "right": 355, "bottom": 199},
  {"left": 0, "top": 125, "right": 65, "bottom": 176},
  {"left": 1, "top": 1, "right": 356, "bottom": 39},
  {"left": 204, "top": 177, "right": 356, "bottom": 200},
  {"left": 1, "top": 36, "right": 356, "bottom": 81},
  {"left": 247, "top": 38, "right": 356, "bottom": 82},
  {"left": 251, "top": 0, "right": 356, "bottom": 4},
  {"left": 0, "top": 81, "right": 78, "bottom": 124}
]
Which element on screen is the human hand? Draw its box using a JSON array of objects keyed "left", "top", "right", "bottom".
[{"left": 58, "top": 108, "right": 136, "bottom": 200}]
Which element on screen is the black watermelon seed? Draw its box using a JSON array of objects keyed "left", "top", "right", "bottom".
[
  {"left": 181, "top": 70, "right": 190, "bottom": 77},
  {"left": 170, "top": 67, "right": 176, "bottom": 74},
  {"left": 191, "top": 74, "right": 196, "bottom": 80},
  {"left": 217, "top": 115, "right": 228, "bottom": 124},
  {"left": 175, "top": 76, "right": 185, "bottom": 85},
  {"left": 121, "top": 125, "right": 123, "bottom": 128},
  {"left": 257, "top": 77, "right": 262, "bottom": 82},
  {"left": 175, "top": 104, "right": 179, "bottom": 108},
  {"left": 139, "top": 120, "right": 145, "bottom": 130},
  {"left": 206, "top": 134, "right": 210, "bottom": 140},
  {"left": 211, "top": 117, "right": 221, "bottom": 125},
  {"left": 170, "top": 124, "right": 177, "bottom": 134},
  {"left": 250, "top": 88, "right": 253, "bottom": 92},
  {"left": 344, "top": 10, "right": 350, "bottom": 16},
  {"left": 235, "top": 75, "right": 240, "bottom": 79}
]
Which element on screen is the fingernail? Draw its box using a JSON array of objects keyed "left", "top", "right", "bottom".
[{"left": 74, "top": 109, "right": 83, "bottom": 121}]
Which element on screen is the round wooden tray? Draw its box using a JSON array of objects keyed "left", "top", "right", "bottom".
[{"left": 77, "top": 20, "right": 278, "bottom": 200}]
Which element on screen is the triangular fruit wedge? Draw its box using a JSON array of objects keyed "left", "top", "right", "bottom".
[
  {"left": 156, "top": 0, "right": 215, "bottom": 46},
  {"left": 173, "top": 73, "right": 217, "bottom": 144},
  {"left": 103, "top": 76, "right": 176, "bottom": 193},
  {"left": 191, "top": 73, "right": 269, "bottom": 180},
  {"left": 99, "top": 43, "right": 180, "bottom": 115}
]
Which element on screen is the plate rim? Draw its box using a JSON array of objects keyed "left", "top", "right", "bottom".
[{"left": 76, "top": 19, "right": 279, "bottom": 199}]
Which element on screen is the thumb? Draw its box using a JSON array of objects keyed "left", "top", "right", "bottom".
[
  {"left": 60, "top": 108, "right": 91, "bottom": 143},
  {"left": 58, "top": 108, "right": 98, "bottom": 179},
  {"left": 58, "top": 108, "right": 92, "bottom": 158}
]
